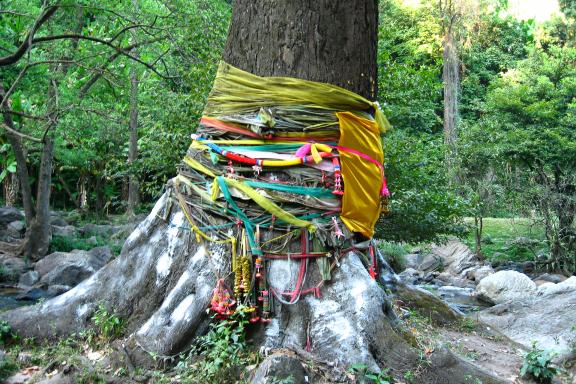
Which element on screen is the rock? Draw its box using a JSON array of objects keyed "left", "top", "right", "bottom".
[
  {"left": 466, "top": 265, "right": 494, "bottom": 282},
  {"left": 5, "top": 372, "right": 34, "bottom": 384},
  {"left": 533, "top": 273, "right": 568, "bottom": 284},
  {"left": 47, "top": 284, "right": 72, "bottom": 297},
  {"left": 0, "top": 254, "right": 26, "bottom": 282},
  {"left": 429, "top": 240, "right": 478, "bottom": 276},
  {"left": 35, "top": 247, "right": 112, "bottom": 287},
  {"left": 251, "top": 352, "right": 307, "bottom": 384},
  {"left": 86, "top": 236, "right": 98, "bottom": 246},
  {"left": 6, "top": 221, "right": 25, "bottom": 238},
  {"left": 0, "top": 207, "right": 24, "bottom": 229},
  {"left": 478, "top": 289, "right": 576, "bottom": 363},
  {"left": 404, "top": 253, "right": 424, "bottom": 270},
  {"left": 18, "top": 270, "right": 39, "bottom": 287},
  {"left": 16, "top": 287, "right": 50, "bottom": 302},
  {"left": 51, "top": 225, "right": 77, "bottom": 238},
  {"left": 537, "top": 276, "right": 576, "bottom": 296},
  {"left": 35, "top": 373, "right": 76, "bottom": 384},
  {"left": 395, "top": 283, "right": 462, "bottom": 326},
  {"left": 17, "top": 351, "right": 33, "bottom": 364},
  {"left": 50, "top": 216, "right": 68, "bottom": 227},
  {"left": 434, "top": 272, "right": 473, "bottom": 288},
  {"left": 398, "top": 268, "right": 423, "bottom": 285},
  {"left": 475, "top": 270, "right": 536, "bottom": 305}
]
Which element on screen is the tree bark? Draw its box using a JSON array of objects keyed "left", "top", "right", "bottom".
[
  {"left": 0, "top": 84, "right": 35, "bottom": 223},
  {"left": 126, "top": 0, "right": 140, "bottom": 217},
  {"left": 1, "top": 1, "right": 505, "bottom": 382},
  {"left": 442, "top": 21, "right": 460, "bottom": 182},
  {"left": 3, "top": 172, "right": 19, "bottom": 207}
]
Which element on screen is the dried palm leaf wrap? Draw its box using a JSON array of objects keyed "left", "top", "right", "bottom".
[{"left": 170, "top": 61, "right": 390, "bottom": 322}]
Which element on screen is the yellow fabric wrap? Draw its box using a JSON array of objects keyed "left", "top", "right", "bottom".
[
  {"left": 336, "top": 112, "right": 384, "bottom": 238},
  {"left": 205, "top": 62, "right": 391, "bottom": 133}
]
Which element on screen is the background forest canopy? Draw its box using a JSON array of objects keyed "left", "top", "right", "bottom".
[{"left": 0, "top": 0, "right": 575, "bottom": 270}]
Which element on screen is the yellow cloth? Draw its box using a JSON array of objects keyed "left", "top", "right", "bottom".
[
  {"left": 205, "top": 62, "right": 390, "bottom": 134},
  {"left": 336, "top": 112, "right": 384, "bottom": 238}
]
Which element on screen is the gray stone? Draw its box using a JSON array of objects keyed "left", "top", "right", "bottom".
[
  {"left": 533, "top": 272, "right": 568, "bottom": 284},
  {"left": 430, "top": 240, "right": 479, "bottom": 275},
  {"left": 466, "top": 264, "right": 494, "bottom": 282},
  {"left": 6, "top": 221, "right": 25, "bottom": 237},
  {"left": 474, "top": 270, "right": 536, "bottom": 305},
  {"left": 251, "top": 352, "right": 306, "bottom": 384},
  {"left": 51, "top": 225, "right": 77, "bottom": 238},
  {"left": 50, "top": 216, "right": 68, "bottom": 227},
  {"left": 35, "top": 246, "right": 112, "bottom": 287},
  {"left": 479, "top": 289, "right": 576, "bottom": 363},
  {"left": 536, "top": 276, "right": 576, "bottom": 296},
  {"left": 0, "top": 207, "right": 24, "bottom": 229},
  {"left": 0, "top": 254, "right": 25, "bottom": 282},
  {"left": 47, "top": 284, "right": 72, "bottom": 297},
  {"left": 5, "top": 372, "right": 34, "bottom": 384},
  {"left": 395, "top": 283, "right": 462, "bottom": 326},
  {"left": 398, "top": 268, "right": 423, "bottom": 285},
  {"left": 18, "top": 270, "right": 39, "bottom": 287}
]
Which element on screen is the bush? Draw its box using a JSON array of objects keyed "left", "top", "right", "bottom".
[
  {"left": 379, "top": 241, "right": 410, "bottom": 272},
  {"left": 520, "top": 342, "right": 557, "bottom": 383},
  {"left": 91, "top": 304, "right": 124, "bottom": 341}
]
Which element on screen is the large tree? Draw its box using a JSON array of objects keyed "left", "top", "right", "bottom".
[{"left": 2, "top": 1, "right": 503, "bottom": 382}]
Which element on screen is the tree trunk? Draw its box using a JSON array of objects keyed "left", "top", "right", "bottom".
[
  {"left": 20, "top": 75, "right": 58, "bottom": 260},
  {"left": 126, "top": 0, "right": 140, "bottom": 217},
  {"left": 0, "top": 83, "right": 34, "bottom": 223},
  {"left": 1, "top": 1, "right": 504, "bottom": 382},
  {"left": 3, "top": 172, "right": 19, "bottom": 207},
  {"left": 442, "top": 29, "right": 460, "bottom": 182}
]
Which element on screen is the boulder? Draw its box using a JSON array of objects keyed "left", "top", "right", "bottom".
[
  {"left": 50, "top": 216, "right": 68, "bottom": 227},
  {"left": 0, "top": 207, "right": 24, "bottom": 229},
  {"left": 0, "top": 254, "right": 26, "bottom": 282},
  {"left": 51, "top": 225, "right": 77, "bottom": 238},
  {"left": 251, "top": 352, "right": 307, "bottom": 384},
  {"left": 478, "top": 288, "right": 576, "bottom": 363},
  {"left": 533, "top": 273, "right": 568, "bottom": 284},
  {"left": 47, "top": 284, "right": 72, "bottom": 297},
  {"left": 398, "top": 268, "right": 423, "bottom": 285},
  {"left": 6, "top": 221, "right": 25, "bottom": 238},
  {"left": 536, "top": 276, "right": 576, "bottom": 296},
  {"left": 465, "top": 264, "right": 494, "bottom": 282},
  {"left": 18, "top": 270, "right": 39, "bottom": 287},
  {"left": 395, "top": 283, "right": 462, "bottom": 326},
  {"left": 474, "top": 270, "right": 536, "bottom": 305},
  {"left": 35, "top": 246, "right": 112, "bottom": 287},
  {"left": 429, "top": 240, "right": 479, "bottom": 276}
]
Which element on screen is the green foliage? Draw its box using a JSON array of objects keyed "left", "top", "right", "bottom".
[
  {"left": 379, "top": 241, "right": 410, "bottom": 272},
  {"left": 49, "top": 235, "right": 109, "bottom": 253},
  {"left": 91, "top": 304, "right": 124, "bottom": 341},
  {"left": 520, "top": 342, "right": 558, "bottom": 383},
  {"left": 177, "top": 305, "right": 254, "bottom": 383},
  {"left": 464, "top": 46, "right": 576, "bottom": 271},
  {"left": 377, "top": 131, "right": 468, "bottom": 243},
  {"left": 0, "top": 320, "right": 17, "bottom": 345},
  {"left": 0, "top": 354, "right": 18, "bottom": 382},
  {"left": 347, "top": 363, "right": 394, "bottom": 384}
]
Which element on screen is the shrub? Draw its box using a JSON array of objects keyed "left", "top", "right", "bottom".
[{"left": 520, "top": 342, "right": 557, "bottom": 383}]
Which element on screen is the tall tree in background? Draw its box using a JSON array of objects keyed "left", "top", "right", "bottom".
[
  {"left": 127, "top": 0, "right": 141, "bottom": 217},
  {"left": 439, "top": 0, "right": 462, "bottom": 181}
]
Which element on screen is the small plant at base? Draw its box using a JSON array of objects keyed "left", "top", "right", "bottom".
[
  {"left": 180, "top": 304, "right": 255, "bottom": 383},
  {"left": 520, "top": 342, "right": 557, "bottom": 383},
  {"left": 0, "top": 320, "right": 17, "bottom": 345},
  {"left": 347, "top": 363, "right": 394, "bottom": 384},
  {"left": 91, "top": 304, "right": 124, "bottom": 341}
]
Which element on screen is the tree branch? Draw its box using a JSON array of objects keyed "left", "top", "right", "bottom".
[
  {"left": 0, "top": 123, "right": 42, "bottom": 143},
  {"left": 0, "top": 6, "right": 59, "bottom": 66}
]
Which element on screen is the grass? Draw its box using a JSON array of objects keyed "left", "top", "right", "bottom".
[{"left": 464, "top": 218, "right": 548, "bottom": 263}]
